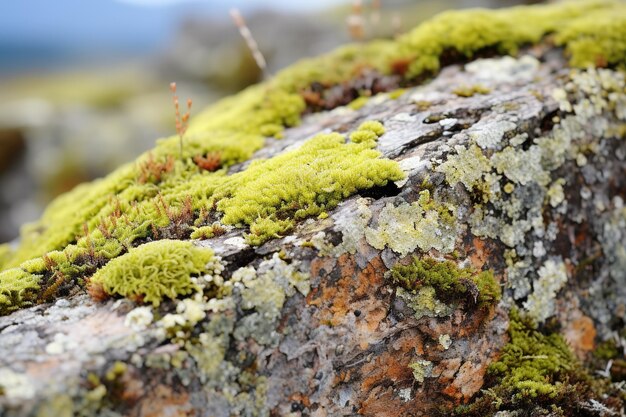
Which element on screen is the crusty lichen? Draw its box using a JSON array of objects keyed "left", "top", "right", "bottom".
[
  {"left": 365, "top": 190, "right": 458, "bottom": 256},
  {"left": 522, "top": 258, "right": 568, "bottom": 323},
  {"left": 408, "top": 360, "right": 433, "bottom": 384}
]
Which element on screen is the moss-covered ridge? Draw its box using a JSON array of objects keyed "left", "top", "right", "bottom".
[{"left": 1, "top": 0, "right": 625, "bottom": 315}]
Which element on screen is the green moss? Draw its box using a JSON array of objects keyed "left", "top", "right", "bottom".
[
  {"left": 458, "top": 310, "right": 604, "bottom": 415},
  {"left": 389, "top": 256, "right": 500, "bottom": 309},
  {"left": 388, "top": 88, "right": 406, "bottom": 99},
  {"left": 452, "top": 84, "right": 491, "bottom": 97},
  {"left": 0, "top": 268, "right": 41, "bottom": 315},
  {"left": 217, "top": 131, "right": 402, "bottom": 245},
  {"left": 89, "top": 240, "right": 214, "bottom": 306},
  {"left": 347, "top": 96, "right": 370, "bottom": 110},
  {"left": 555, "top": 6, "right": 626, "bottom": 68},
  {"left": 2, "top": 0, "right": 624, "bottom": 315},
  {"left": 593, "top": 339, "right": 620, "bottom": 360},
  {"left": 396, "top": 0, "right": 625, "bottom": 79}
]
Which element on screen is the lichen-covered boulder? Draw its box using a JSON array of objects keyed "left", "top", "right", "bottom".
[{"left": 1, "top": 1, "right": 625, "bottom": 416}]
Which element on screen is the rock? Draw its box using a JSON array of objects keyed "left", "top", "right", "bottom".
[{"left": 1, "top": 1, "right": 625, "bottom": 416}]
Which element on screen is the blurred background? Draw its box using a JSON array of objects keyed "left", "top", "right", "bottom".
[{"left": 0, "top": 0, "right": 530, "bottom": 243}]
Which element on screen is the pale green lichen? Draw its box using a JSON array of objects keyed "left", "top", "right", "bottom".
[
  {"left": 408, "top": 360, "right": 433, "bottom": 384},
  {"left": 90, "top": 240, "right": 215, "bottom": 306},
  {"left": 522, "top": 258, "right": 568, "bottom": 323},
  {"left": 365, "top": 190, "right": 458, "bottom": 256},
  {"left": 436, "top": 144, "right": 492, "bottom": 192}
]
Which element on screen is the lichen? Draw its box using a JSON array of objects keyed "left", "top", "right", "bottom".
[
  {"left": 365, "top": 190, "right": 458, "bottom": 256},
  {"left": 408, "top": 360, "right": 433, "bottom": 384},
  {"left": 522, "top": 258, "right": 568, "bottom": 323},
  {"left": 435, "top": 144, "right": 492, "bottom": 192},
  {"left": 89, "top": 240, "right": 215, "bottom": 306}
]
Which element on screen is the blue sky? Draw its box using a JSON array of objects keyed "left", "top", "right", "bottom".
[{"left": 0, "top": 0, "right": 347, "bottom": 72}]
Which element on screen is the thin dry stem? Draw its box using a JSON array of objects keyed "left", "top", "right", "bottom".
[{"left": 230, "top": 8, "right": 270, "bottom": 79}]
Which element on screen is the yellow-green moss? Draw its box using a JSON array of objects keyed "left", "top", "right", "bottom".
[
  {"left": 452, "top": 84, "right": 491, "bottom": 97},
  {"left": 0, "top": 268, "right": 41, "bottom": 315},
  {"left": 2, "top": 0, "right": 624, "bottom": 315},
  {"left": 89, "top": 240, "right": 214, "bottom": 306},
  {"left": 349, "top": 120, "right": 385, "bottom": 143},
  {"left": 457, "top": 310, "right": 602, "bottom": 415},
  {"left": 389, "top": 257, "right": 500, "bottom": 308},
  {"left": 215, "top": 131, "right": 403, "bottom": 245},
  {"left": 347, "top": 96, "right": 370, "bottom": 110}
]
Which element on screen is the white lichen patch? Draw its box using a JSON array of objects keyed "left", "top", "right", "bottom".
[
  {"left": 465, "top": 55, "right": 540, "bottom": 83},
  {"left": 469, "top": 117, "right": 517, "bottom": 149},
  {"left": 436, "top": 144, "right": 491, "bottom": 191},
  {"left": 364, "top": 198, "right": 457, "bottom": 257},
  {"left": 0, "top": 368, "right": 35, "bottom": 403},
  {"left": 124, "top": 306, "right": 154, "bottom": 332},
  {"left": 439, "top": 334, "right": 452, "bottom": 350},
  {"left": 408, "top": 360, "right": 433, "bottom": 384},
  {"left": 44, "top": 332, "right": 78, "bottom": 355},
  {"left": 398, "top": 387, "right": 413, "bottom": 402},
  {"left": 523, "top": 258, "right": 568, "bottom": 323}
]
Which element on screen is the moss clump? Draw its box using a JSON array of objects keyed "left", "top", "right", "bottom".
[
  {"left": 349, "top": 120, "right": 385, "bottom": 143},
  {"left": 89, "top": 240, "right": 214, "bottom": 306},
  {"left": 215, "top": 131, "right": 403, "bottom": 245},
  {"left": 452, "top": 84, "right": 491, "bottom": 97},
  {"left": 397, "top": 0, "right": 626, "bottom": 78},
  {"left": 0, "top": 268, "right": 41, "bottom": 315},
  {"left": 389, "top": 256, "right": 500, "bottom": 308},
  {"left": 457, "top": 310, "right": 613, "bottom": 416},
  {"left": 347, "top": 96, "right": 370, "bottom": 110}
]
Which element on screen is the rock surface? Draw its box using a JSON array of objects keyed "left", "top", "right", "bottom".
[{"left": 1, "top": 47, "right": 624, "bottom": 416}]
